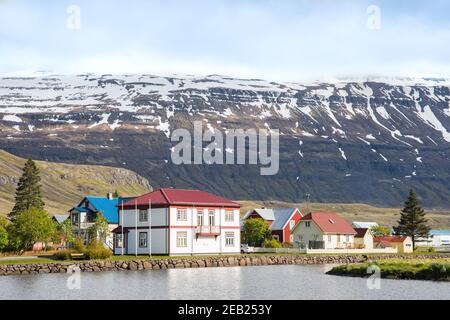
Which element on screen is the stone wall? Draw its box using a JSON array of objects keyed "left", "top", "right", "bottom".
[{"left": 1, "top": 253, "right": 449, "bottom": 276}]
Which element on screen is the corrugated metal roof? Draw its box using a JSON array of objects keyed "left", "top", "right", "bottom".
[
  {"left": 72, "top": 196, "right": 135, "bottom": 224},
  {"left": 121, "top": 189, "right": 240, "bottom": 208},
  {"left": 352, "top": 221, "right": 378, "bottom": 229},
  {"left": 301, "top": 212, "right": 357, "bottom": 235},
  {"left": 53, "top": 214, "right": 69, "bottom": 224},
  {"left": 430, "top": 230, "right": 450, "bottom": 236},
  {"left": 374, "top": 236, "right": 408, "bottom": 243},
  {"left": 243, "top": 208, "right": 299, "bottom": 231}
]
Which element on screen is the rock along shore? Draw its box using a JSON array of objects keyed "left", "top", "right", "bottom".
[{"left": 1, "top": 253, "right": 449, "bottom": 276}]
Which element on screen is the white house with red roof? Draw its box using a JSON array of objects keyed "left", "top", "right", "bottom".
[
  {"left": 242, "top": 208, "right": 303, "bottom": 243},
  {"left": 112, "top": 188, "right": 241, "bottom": 256},
  {"left": 291, "top": 212, "right": 357, "bottom": 249}
]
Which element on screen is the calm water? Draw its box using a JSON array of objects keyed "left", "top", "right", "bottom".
[{"left": 0, "top": 264, "right": 449, "bottom": 300}]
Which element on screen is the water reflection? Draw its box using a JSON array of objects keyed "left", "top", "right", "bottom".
[{"left": 0, "top": 265, "right": 449, "bottom": 300}]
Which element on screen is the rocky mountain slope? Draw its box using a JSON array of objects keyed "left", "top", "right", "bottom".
[
  {"left": 1, "top": 74, "right": 450, "bottom": 207},
  {"left": 0, "top": 149, "right": 151, "bottom": 216}
]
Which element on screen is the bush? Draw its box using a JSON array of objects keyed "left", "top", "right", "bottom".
[
  {"left": 263, "top": 239, "right": 283, "bottom": 248},
  {"left": 53, "top": 249, "right": 74, "bottom": 261},
  {"left": 83, "top": 239, "right": 112, "bottom": 260},
  {"left": 73, "top": 237, "right": 85, "bottom": 253}
]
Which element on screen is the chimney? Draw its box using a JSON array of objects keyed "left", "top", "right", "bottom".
[{"left": 107, "top": 192, "right": 113, "bottom": 200}]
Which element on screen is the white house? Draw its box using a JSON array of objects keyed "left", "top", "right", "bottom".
[
  {"left": 354, "top": 228, "right": 374, "bottom": 249},
  {"left": 292, "top": 212, "right": 357, "bottom": 249},
  {"left": 113, "top": 188, "right": 241, "bottom": 256},
  {"left": 69, "top": 194, "right": 134, "bottom": 249}
]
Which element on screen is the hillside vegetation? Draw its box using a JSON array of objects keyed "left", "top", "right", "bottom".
[
  {"left": 0, "top": 149, "right": 151, "bottom": 216},
  {"left": 238, "top": 201, "right": 450, "bottom": 229}
]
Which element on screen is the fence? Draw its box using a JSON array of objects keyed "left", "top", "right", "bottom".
[
  {"left": 250, "top": 247, "right": 398, "bottom": 254},
  {"left": 252, "top": 248, "right": 306, "bottom": 254}
]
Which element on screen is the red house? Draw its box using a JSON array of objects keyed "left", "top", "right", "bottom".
[{"left": 242, "top": 208, "right": 303, "bottom": 243}]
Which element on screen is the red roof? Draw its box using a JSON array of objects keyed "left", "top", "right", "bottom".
[
  {"left": 121, "top": 188, "right": 240, "bottom": 208},
  {"left": 374, "top": 236, "right": 408, "bottom": 243},
  {"left": 354, "top": 228, "right": 370, "bottom": 238},
  {"left": 300, "top": 212, "right": 357, "bottom": 235}
]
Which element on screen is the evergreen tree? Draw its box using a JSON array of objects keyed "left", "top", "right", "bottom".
[
  {"left": 9, "top": 158, "right": 45, "bottom": 221},
  {"left": 393, "top": 189, "right": 431, "bottom": 249}
]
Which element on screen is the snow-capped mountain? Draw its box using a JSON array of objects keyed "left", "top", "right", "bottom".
[{"left": 1, "top": 73, "right": 450, "bottom": 207}]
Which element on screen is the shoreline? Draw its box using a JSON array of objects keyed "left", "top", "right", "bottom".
[{"left": 1, "top": 253, "right": 449, "bottom": 277}]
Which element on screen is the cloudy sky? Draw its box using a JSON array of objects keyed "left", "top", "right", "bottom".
[{"left": 0, "top": 0, "right": 449, "bottom": 81}]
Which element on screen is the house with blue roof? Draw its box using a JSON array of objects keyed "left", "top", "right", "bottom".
[{"left": 69, "top": 193, "right": 135, "bottom": 248}]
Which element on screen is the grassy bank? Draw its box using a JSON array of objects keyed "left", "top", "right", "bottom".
[{"left": 327, "top": 258, "right": 450, "bottom": 281}]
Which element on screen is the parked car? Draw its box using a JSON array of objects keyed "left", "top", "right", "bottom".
[{"left": 241, "top": 244, "right": 254, "bottom": 253}]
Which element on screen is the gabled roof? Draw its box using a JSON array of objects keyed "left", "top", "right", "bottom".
[
  {"left": 352, "top": 221, "right": 378, "bottom": 229},
  {"left": 70, "top": 207, "right": 94, "bottom": 214},
  {"left": 243, "top": 208, "right": 301, "bottom": 231},
  {"left": 71, "top": 196, "right": 135, "bottom": 224},
  {"left": 374, "top": 236, "right": 408, "bottom": 243},
  {"left": 53, "top": 214, "right": 69, "bottom": 224},
  {"left": 121, "top": 189, "right": 240, "bottom": 208},
  {"left": 354, "top": 228, "right": 370, "bottom": 238},
  {"left": 299, "top": 212, "right": 357, "bottom": 235}
]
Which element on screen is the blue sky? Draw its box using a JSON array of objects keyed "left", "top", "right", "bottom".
[{"left": 0, "top": 0, "right": 449, "bottom": 81}]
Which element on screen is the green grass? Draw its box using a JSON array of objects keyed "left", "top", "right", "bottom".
[
  {"left": 328, "top": 258, "right": 450, "bottom": 281},
  {"left": 0, "top": 257, "right": 57, "bottom": 265}
]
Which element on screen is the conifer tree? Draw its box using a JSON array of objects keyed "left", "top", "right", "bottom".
[
  {"left": 9, "top": 158, "right": 45, "bottom": 221},
  {"left": 393, "top": 189, "right": 431, "bottom": 249}
]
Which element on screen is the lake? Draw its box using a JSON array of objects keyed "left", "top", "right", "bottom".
[{"left": 0, "top": 264, "right": 449, "bottom": 300}]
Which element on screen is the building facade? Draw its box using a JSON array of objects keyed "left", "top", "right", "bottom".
[
  {"left": 113, "top": 188, "right": 241, "bottom": 256},
  {"left": 354, "top": 228, "right": 374, "bottom": 249},
  {"left": 69, "top": 194, "right": 134, "bottom": 248},
  {"left": 242, "top": 208, "right": 303, "bottom": 243},
  {"left": 291, "top": 212, "right": 357, "bottom": 249},
  {"left": 374, "top": 236, "right": 413, "bottom": 253}
]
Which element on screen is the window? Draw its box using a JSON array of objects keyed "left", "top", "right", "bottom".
[
  {"left": 305, "top": 221, "right": 311, "bottom": 228},
  {"left": 139, "top": 232, "right": 148, "bottom": 248},
  {"left": 225, "top": 210, "right": 234, "bottom": 222},
  {"left": 328, "top": 235, "right": 332, "bottom": 242},
  {"left": 225, "top": 232, "right": 235, "bottom": 246},
  {"left": 177, "top": 232, "right": 188, "bottom": 247},
  {"left": 139, "top": 209, "right": 148, "bottom": 222},
  {"left": 273, "top": 235, "right": 280, "bottom": 241},
  {"left": 290, "top": 220, "right": 295, "bottom": 230},
  {"left": 177, "top": 208, "right": 187, "bottom": 221},
  {"left": 209, "top": 210, "right": 215, "bottom": 226},
  {"left": 290, "top": 235, "right": 294, "bottom": 242},
  {"left": 72, "top": 213, "right": 79, "bottom": 224},
  {"left": 345, "top": 235, "right": 350, "bottom": 242},
  {"left": 197, "top": 212, "right": 204, "bottom": 226},
  {"left": 115, "top": 234, "right": 123, "bottom": 248}
]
